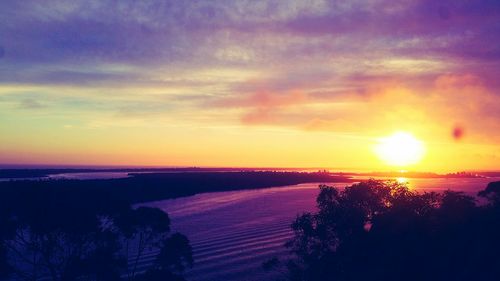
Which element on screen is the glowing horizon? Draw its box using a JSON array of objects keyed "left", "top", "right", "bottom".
[{"left": 1, "top": 1, "right": 500, "bottom": 173}]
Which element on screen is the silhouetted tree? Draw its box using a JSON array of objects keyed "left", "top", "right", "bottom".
[
  {"left": 0, "top": 190, "right": 193, "bottom": 281},
  {"left": 266, "top": 180, "right": 500, "bottom": 281},
  {"left": 114, "top": 206, "right": 193, "bottom": 281},
  {"left": 134, "top": 233, "right": 193, "bottom": 281},
  {"left": 2, "top": 197, "right": 123, "bottom": 281},
  {"left": 0, "top": 203, "right": 14, "bottom": 280},
  {"left": 479, "top": 181, "right": 500, "bottom": 206}
]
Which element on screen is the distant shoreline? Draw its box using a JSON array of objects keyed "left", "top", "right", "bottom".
[
  {"left": 0, "top": 167, "right": 327, "bottom": 179},
  {"left": 0, "top": 171, "right": 353, "bottom": 205},
  {"left": 0, "top": 167, "right": 495, "bottom": 180}
]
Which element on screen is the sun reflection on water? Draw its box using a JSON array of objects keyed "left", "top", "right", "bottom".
[{"left": 396, "top": 177, "right": 408, "bottom": 184}]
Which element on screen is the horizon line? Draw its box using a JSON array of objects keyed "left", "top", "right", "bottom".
[{"left": 0, "top": 163, "right": 498, "bottom": 174}]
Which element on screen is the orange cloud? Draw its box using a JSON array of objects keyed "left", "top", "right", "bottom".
[
  {"left": 213, "top": 90, "right": 308, "bottom": 125},
  {"left": 240, "top": 91, "right": 307, "bottom": 125}
]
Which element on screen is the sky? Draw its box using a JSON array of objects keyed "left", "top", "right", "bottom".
[{"left": 1, "top": 0, "right": 500, "bottom": 172}]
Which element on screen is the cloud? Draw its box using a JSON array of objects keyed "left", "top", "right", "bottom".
[
  {"left": 1, "top": 0, "right": 498, "bottom": 67},
  {"left": 213, "top": 90, "right": 307, "bottom": 125},
  {"left": 18, "top": 98, "right": 44, "bottom": 109},
  {"left": 203, "top": 70, "right": 500, "bottom": 147},
  {"left": 1, "top": 0, "right": 500, "bottom": 141}
]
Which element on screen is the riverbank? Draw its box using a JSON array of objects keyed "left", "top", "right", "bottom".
[{"left": 0, "top": 171, "right": 352, "bottom": 208}]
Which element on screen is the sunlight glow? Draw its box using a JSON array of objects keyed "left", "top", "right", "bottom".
[
  {"left": 375, "top": 132, "right": 425, "bottom": 167},
  {"left": 396, "top": 177, "right": 408, "bottom": 184}
]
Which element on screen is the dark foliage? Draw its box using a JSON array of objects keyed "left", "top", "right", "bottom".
[
  {"left": 479, "top": 181, "right": 500, "bottom": 206},
  {"left": 0, "top": 172, "right": 350, "bottom": 205},
  {"left": 0, "top": 207, "right": 14, "bottom": 279},
  {"left": 270, "top": 180, "right": 500, "bottom": 281},
  {"left": 0, "top": 186, "right": 193, "bottom": 281},
  {"left": 0, "top": 171, "right": 344, "bottom": 280}
]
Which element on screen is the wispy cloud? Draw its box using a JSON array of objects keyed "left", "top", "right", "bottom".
[
  {"left": 1, "top": 0, "right": 500, "bottom": 168},
  {"left": 18, "top": 98, "right": 45, "bottom": 109}
]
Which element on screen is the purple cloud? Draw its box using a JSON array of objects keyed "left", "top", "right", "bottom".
[
  {"left": 0, "top": 0, "right": 498, "bottom": 81},
  {"left": 0, "top": 0, "right": 499, "bottom": 131}
]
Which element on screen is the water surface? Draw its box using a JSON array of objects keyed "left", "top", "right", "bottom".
[{"left": 141, "top": 177, "right": 500, "bottom": 281}]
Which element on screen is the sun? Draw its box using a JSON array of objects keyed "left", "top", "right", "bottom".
[{"left": 375, "top": 132, "right": 425, "bottom": 167}]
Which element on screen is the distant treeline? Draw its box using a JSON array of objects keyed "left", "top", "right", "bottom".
[
  {"left": 0, "top": 168, "right": 329, "bottom": 179},
  {"left": 0, "top": 172, "right": 351, "bottom": 206},
  {"left": 0, "top": 168, "right": 216, "bottom": 179}
]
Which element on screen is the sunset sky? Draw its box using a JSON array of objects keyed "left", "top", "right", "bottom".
[{"left": 1, "top": 1, "right": 499, "bottom": 172}]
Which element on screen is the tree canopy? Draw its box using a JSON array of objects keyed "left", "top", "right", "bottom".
[
  {"left": 269, "top": 180, "right": 500, "bottom": 281},
  {"left": 0, "top": 190, "right": 192, "bottom": 281}
]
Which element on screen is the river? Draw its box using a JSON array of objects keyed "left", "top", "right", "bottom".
[{"left": 139, "top": 177, "right": 500, "bottom": 281}]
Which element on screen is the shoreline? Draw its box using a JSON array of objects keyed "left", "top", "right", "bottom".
[{"left": 0, "top": 171, "right": 353, "bottom": 206}]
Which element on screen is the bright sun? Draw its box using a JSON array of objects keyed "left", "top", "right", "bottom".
[{"left": 375, "top": 132, "right": 425, "bottom": 167}]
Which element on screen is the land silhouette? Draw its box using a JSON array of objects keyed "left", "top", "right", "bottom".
[
  {"left": 0, "top": 187, "right": 193, "bottom": 281},
  {"left": 2, "top": 173, "right": 500, "bottom": 280},
  {"left": 0, "top": 172, "right": 349, "bottom": 205},
  {"left": 0, "top": 168, "right": 345, "bottom": 180},
  {"left": 265, "top": 180, "right": 500, "bottom": 281},
  {"left": 0, "top": 192, "right": 192, "bottom": 281},
  {"left": 0, "top": 171, "right": 347, "bottom": 280}
]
